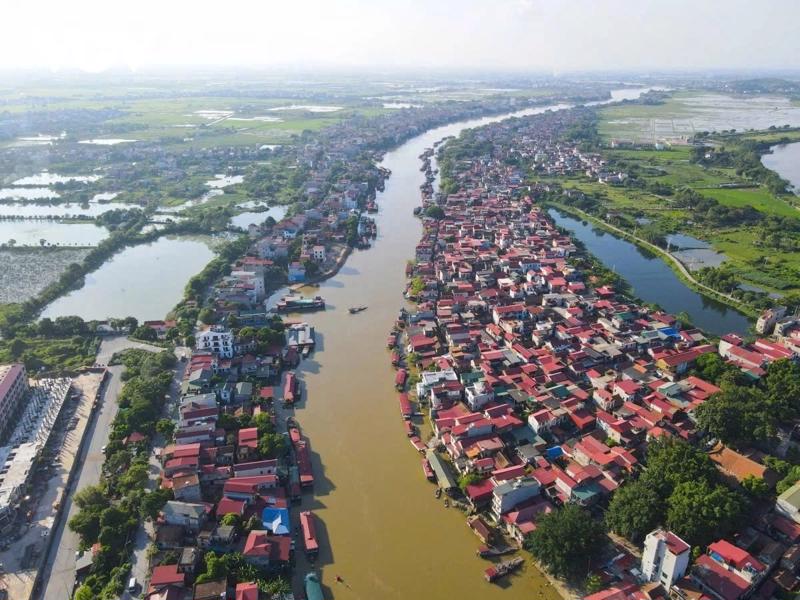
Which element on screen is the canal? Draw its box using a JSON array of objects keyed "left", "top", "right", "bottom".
[{"left": 547, "top": 209, "right": 751, "bottom": 336}]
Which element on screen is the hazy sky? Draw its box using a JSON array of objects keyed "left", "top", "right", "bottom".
[{"left": 4, "top": 0, "right": 799, "bottom": 73}]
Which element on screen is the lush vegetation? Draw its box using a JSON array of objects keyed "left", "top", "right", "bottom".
[
  {"left": 524, "top": 503, "right": 606, "bottom": 581},
  {"left": 605, "top": 438, "right": 746, "bottom": 547},
  {"left": 69, "top": 349, "right": 176, "bottom": 599}
]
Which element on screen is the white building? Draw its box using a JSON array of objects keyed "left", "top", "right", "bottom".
[
  {"left": 491, "top": 477, "right": 540, "bottom": 518},
  {"left": 465, "top": 380, "right": 494, "bottom": 411},
  {"left": 196, "top": 327, "right": 234, "bottom": 358},
  {"left": 641, "top": 528, "right": 691, "bottom": 587},
  {"left": 311, "top": 245, "right": 326, "bottom": 263}
]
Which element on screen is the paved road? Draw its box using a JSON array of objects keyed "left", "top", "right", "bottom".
[
  {"left": 38, "top": 337, "right": 168, "bottom": 600},
  {"left": 123, "top": 347, "right": 188, "bottom": 600}
]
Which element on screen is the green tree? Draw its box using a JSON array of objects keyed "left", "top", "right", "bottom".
[
  {"left": 666, "top": 481, "right": 745, "bottom": 546},
  {"left": 741, "top": 475, "right": 770, "bottom": 498},
  {"left": 221, "top": 513, "right": 241, "bottom": 528},
  {"left": 585, "top": 573, "right": 605, "bottom": 595},
  {"left": 458, "top": 472, "right": 483, "bottom": 492},
  {"left": 424, "top": 205, "right": 445, "bottom": 219},
  {"left": 155, "top": 418, "right": 175, "bottom": 439},
  {"left": 524, "top": 504, "right": 606, "bottom": 581},
  {"left": 694, "top": 385, "right": 774, "bottom": 447},
  {"left": 642, "top": 437, "right": 719, "bottom": 496},
  {"left": 198, "top": 308, "right": 216, "bottom": 325},
  {"left": 605, "top": 479, "right": 665, "bottom": 542},
  {"left": 258, "top": 432, "right": 287, "bottom": 459}
]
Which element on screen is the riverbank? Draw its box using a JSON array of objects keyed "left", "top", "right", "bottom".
[{"left": 546, "top": 201, "right": 758, "bottom": 322}]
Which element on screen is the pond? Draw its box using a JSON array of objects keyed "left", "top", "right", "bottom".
[
  {"left": 0, "top": 187, "right": 61, "bottom": 200},
  {"left": 762, "top": 142, "right": 800, "bottom": 195},
  {"left": 12, "top": 172, "right": 101, "bottom": 185},
  {"left": 78, "top": 138, "right": 137, "bottom": 145},
  {"left": 548, "top": 209, "right": 751, "bottom": 335},
  {"left": 0, "top": 221, "right": 108, "bottom": 247},
  {"left": 230, "top": 206, "right": 288, "bottom": 229},
  {"left": 666, "top": 233, "right": 710, "bottom": 249},
  {"left": 41, "top": 237, "right": 215, "bottom": 321},
  {"left": 0, "top": 201, "right": 128, "bottom": 218}
]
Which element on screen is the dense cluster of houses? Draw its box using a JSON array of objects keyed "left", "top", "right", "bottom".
[
  {"left": 393, "top": 108, "right": 800, "bottom": 600},
  {"left": 137, "top": 309, "right": 322, "bottom": 598}
]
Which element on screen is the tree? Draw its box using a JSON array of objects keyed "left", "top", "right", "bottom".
[
  {"left": 524, "top": 504, "right": 606, "bottom": 581},
  {"left": 458, "top": 472, "right": 483, "bottom": 492},
  {"left": 666, "top": 481, "right": 745, "bottom": 546},
  {"left": 424, "top": 205, "right": 445, "bottom": 219},
  {"left": 140, "top": 488, "right": 172, "bottom": 520},
  {"left": 258, "top": 432, "right": 287, "bottom": 459},
  {"left": 741, "top": 475, "right": 770, "bottom": 498},
  {"left": 156, "top": 418, "right": 175, "bottom": 439},
  {"left": 585, "top": 573, "right": 605, "bottom": 595},
  {"left": 642, "top": 437, "right": 718, "bottom": 496},
  {"left": 605, "top": 479, "right": 665, "bottom": 542},
  {"left": 132, "top": 325, "right": 158, "bottom": 342},
  {"left": 221, "top": 513, "right": 241, "bottom": 528},
  {"left": 74, "top": 584, "right": 95, "bottom": 600},
  {"left": 694, "top": 385, "right": 774, "bottom": 447},
  {"left": 198, "top": 308, "right": 216, "bottom": 325}
]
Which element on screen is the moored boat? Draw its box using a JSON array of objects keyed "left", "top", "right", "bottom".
[
  {"left": 484, "top": 557, "right": 524, "bottom": 583},
  {"left": 276, "top": 295, "right": 326, "bottom": 313},
  {"left": 422, "top": 458, "right": 435, "bottom": 480},
  {"left": 395, "top": 368, "right": 407, "bottom": 390},
  {"left": 300, "top": 510, "right": 319, "bottom": 559},
  {"left": 398, "top": 392, "right": 412, "bottom": 419}
]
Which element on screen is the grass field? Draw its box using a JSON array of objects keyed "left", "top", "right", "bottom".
[{"left": 700, "top": 188, "right": 799, "bottom": 218}]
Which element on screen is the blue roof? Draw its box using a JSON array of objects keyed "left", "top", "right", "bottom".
[
  {"left": 546, "top": 446, "right": 564, "bottom": 460},
  {"left": 261, "top": 507, "right": 291, "bottom": 535}
]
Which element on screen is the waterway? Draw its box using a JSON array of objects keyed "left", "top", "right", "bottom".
[
  {"left": 268, "top": 93, "right": 666, "bottom": 599},
  {"left": 41, "top": 237, "right": 214, "bottom": 322},
  {"left": 547, "top": 209, "right": 751, "bottom": 336},
  {"left": 762, "top": 141, "right": 800, "bottom": 195}
]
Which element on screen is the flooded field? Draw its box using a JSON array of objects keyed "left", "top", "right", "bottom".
[
  {"left": 601, "top": 92, "right": 800, "bottom": 143},
  {"left": 0, "top": 220, "right": 108, "bottom": 247},
  {"left": 0, "top": 248, "right": 91, "bottom": 303}
]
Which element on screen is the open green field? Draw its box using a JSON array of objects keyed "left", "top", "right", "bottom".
[{"left": 700, "top": 187, "right": 800, "bottom": 218}]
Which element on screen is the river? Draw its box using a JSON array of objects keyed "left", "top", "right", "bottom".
[
  {"left": 762, "top": 141, "right": 800, "bottom": 195},
  {"left": 272, "top": 91, "right": 665, "bottom": 599},
  {"left": 547, "top": 209, "right": 751, "bottom": 336}
]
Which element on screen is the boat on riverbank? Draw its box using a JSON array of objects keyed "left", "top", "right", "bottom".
[
  {"left": 399, "top": 392, "right": 413, "bottom": 419},
  {"left": 288, "top": 421, "right": 314, "bottom": 488},
  {"left": 484, "top": 557, "right": 525, "bottom": 583},
  {"left": 275, "top": 294, "right": 326, "bottom": 313},
  {"left": 283, "top": 372, "right": 300, "bottom": 406},
  {"left": 300, "top": 510, "right": 319, "bottom": 559},
  {"left": 395, "top": 368, "right": 407, "bottom": 390}
]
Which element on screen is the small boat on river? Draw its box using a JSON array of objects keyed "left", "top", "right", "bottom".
[{"left": 349, "top": 306, "right": 367, "bottom": 314}]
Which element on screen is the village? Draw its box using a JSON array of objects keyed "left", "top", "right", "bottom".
[{"left": 388, "top": 106, "right": 800, "bottom": 599}]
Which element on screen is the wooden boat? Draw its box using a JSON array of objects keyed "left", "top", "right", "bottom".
[
  {"left": 404, "top": 421, "right": 415, "bottom": 437},
  {"left": 477, "top": 545, "right": 517, "bottom": 559},
  {"left": 395, "top": 368, "right": 407, "bottom": 390},
  {"left": 391, "top": 350, "right": 400, "bottom": 366},
  {"left": 276, "top": 295, "right": 325, "bottom": 313},
  {"left": 484, "top": 557, "right": 524, "bottom": 583},
  {"left": 299, "top": 511, "right": 319, "bottom": 559},
  {"left": 422, "top": 458, "right": 435, "bottom": 480},
  {"left": 410, "top": 435, "right": 426, "bottom": 452},
  {"left": 283, "top": 372, "right": 299, "bottom": 406},
  {"left": 349, "top": 306, "right": 367, "bottom": 314},
  {"left": 386, "top": 332, "right": 396, "bottom": 348},
  {"left": 398, "top": 393, "right": 412, "bottom": 420}
]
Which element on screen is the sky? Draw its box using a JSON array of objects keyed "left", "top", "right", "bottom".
[{"left": 3, "top": 0, "right": 799, "bottom": 73}]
